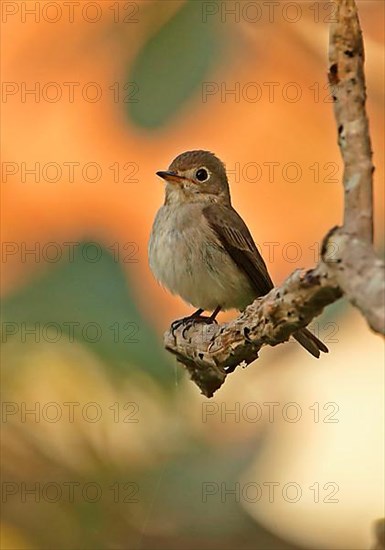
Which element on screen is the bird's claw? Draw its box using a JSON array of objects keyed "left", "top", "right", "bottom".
[
  {"left": 171, "top": 315, "right": 218, "bottom": 339},
  {"left": 181, "top": 316, "right": 218, "bottom": 339},
  {"left": 171, "top": 317, "right": 189, "bottom": 335}
]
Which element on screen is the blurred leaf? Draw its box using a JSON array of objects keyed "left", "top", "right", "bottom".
[
  {"left": 128, "top": 1, "right": 222, "bottom": 128},
  {"left": 2, "top": 242, "right": 173, "bottom": 385},
  {"left": 143, "top": 442, "right": 257, "bottom": 533},
  {"left": 135, "top": 441, "right": 299, "bottom": 548}
]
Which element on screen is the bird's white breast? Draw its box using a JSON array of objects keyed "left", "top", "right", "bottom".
[{"left": 148, "top": 203, "right": 254, "bottom": 311}]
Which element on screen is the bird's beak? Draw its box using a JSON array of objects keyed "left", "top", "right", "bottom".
[{"left": 156, "top": 170, "right": 183, "bottom": 184}]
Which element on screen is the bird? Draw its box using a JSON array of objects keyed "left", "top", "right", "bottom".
[{"left": 148, "top": 150, "right": 328, "bottom": 358}]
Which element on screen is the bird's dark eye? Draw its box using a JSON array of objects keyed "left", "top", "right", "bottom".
[{"left": 195, "top": 168, "right": 209, "bottom": 182}]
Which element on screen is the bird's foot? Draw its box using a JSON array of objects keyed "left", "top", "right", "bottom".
[
  {"left": 181, "top": 315, "right": 218, "bottom": 339},
  {"left": 171, "top": 314, "right": 218, "bottom": 338},
  {"left": 171, "top": 312, "right": 199, "bottom": 334},
  {"left": 171, "top": 307, "right": 221, "bottom": 339}
]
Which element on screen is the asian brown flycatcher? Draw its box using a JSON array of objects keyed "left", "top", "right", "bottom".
[{"left": 149, "top": 150, "right": 328, "bottom": 358}]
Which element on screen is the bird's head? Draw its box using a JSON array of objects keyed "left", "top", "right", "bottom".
[{"left": 156, "top": 150, "right": 231, "bottom": 205}]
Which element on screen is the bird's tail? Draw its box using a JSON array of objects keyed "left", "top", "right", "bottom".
[{"left": 293, "top": 328, "right": 329, "bottom": 358}]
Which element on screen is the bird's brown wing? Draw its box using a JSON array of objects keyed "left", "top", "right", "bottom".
[{"left": 203, "top": 203, "right": 274, "bottom": 296}]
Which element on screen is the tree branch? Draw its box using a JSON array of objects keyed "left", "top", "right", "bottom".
[
  {"left": 324, "top": 227, "right": 384, "bottom": 334},
  {"left": 329, "top": 0, "right": 374, "bottom": 243},
  {"left": 163, "top": 0, "right": 384, "bottom": 397},
  {"left": 165, "top": 256, "right": 341, "bottom": 398}
]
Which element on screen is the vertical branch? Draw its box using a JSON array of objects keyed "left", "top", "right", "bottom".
[{"left": 329, "top": 0, "right": 374, "bottom": 243}]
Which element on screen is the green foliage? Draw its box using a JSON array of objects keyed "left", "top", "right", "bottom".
[
  {"left": 2, "top": 242, "right": 173, "bottom": 384},
  {"left": 128, "top": 1, "right": 222, "bottom": 129}
]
